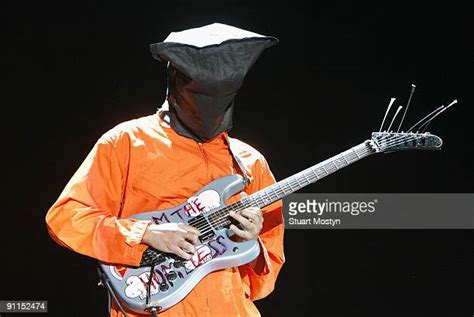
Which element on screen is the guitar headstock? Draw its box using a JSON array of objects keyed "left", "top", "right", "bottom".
[
  {"left": 371, "top": 132, "right": 443, "bottom": 153},
  {"left": 373, "top": 85, "right": 456, "bottom": 154}
]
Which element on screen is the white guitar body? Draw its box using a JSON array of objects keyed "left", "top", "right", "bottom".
[{"left": 98, "top": 174, "right": 260, "bottom": 314}]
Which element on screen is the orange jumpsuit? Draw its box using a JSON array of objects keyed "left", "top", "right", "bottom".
[{"left": 45, "top": 112, "right": 285, "bottom": 316}]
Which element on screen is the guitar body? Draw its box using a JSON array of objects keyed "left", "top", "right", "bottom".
[{"left": 98, "top": 174, "right": 260, "bottom": 314}]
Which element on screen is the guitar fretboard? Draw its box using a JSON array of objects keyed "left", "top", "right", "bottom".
[{"left": 207, "top": 140, "right": 375, "bottom": 228}]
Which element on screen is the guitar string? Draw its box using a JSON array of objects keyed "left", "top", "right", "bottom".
[
  {"left": 191, "top": 144, "right": 372, "bottom": 235},
  {"left": 193, "top": 133, "right": 415, "bottom": 231},
  {"left": 190, "top": 134, "right": 423, "bottom": 235},
  {"left": 201, "top": 144, "right": 375, "bottom": 232},
  {"left": 190, "top": 144, "right": 367, "bottom": 229},
  {"left": 208, "top": 134, "right": 430, "bottom": 233},
  {"left": 184, "top": 134, "right": 428, "bottom": 236},
  {"left": 191, "top": 134, "right": 424, "bottom": 235}
]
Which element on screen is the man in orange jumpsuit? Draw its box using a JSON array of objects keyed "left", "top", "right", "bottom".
[{"left": 45, "top": 23, "right": 285, "bottom": 316}]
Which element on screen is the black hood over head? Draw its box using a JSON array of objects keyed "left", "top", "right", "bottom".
[{"left": 150, "top": 23, "right": 278, "bottom": 142}]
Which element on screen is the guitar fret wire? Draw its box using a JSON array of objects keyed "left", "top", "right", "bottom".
[
  {"left": 341, "top": 154, "right": 349, "bottom": 164},
  {"left": 352, "top": 148, "right": 361, "bottom": 159},
  {"left": 322, "top": 165, "right": 328, "bottom": 174},
  {"left": 302, "top": 171, "right": 311, "bottom": 185},
  {"left": 287, "top": 179, "right": 295, "bottom": 191}
]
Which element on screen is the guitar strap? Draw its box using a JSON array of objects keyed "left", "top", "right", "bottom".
[{"left": 224, "top": 134, "right": 253, "bottom": 186}]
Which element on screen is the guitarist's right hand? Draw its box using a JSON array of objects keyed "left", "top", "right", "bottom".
[{"left": 142, "top": 223, "right": 201, "bottom": 260}]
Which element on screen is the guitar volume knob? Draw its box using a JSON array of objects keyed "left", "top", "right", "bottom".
[
  {"left": 166, "top": 271, "right": 177, "bottom": 281},
  {"left": 159, "top": 282, "right": 169, "bottom": 292}
]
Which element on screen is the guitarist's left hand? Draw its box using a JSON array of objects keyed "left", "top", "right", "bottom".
[{"left": 228, "top": 207, "right": 263, "bottom": 241}]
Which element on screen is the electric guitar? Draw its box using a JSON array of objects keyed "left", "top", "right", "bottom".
[{"left": 98, "top": 131, "right": 443, "bottom": 315}]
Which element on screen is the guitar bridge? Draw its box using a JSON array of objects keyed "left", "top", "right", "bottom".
[{"left": 198, "top": 230, "right": 215, "bottom": 243}]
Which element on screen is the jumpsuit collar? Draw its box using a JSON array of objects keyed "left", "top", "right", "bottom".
[{"left": 156, "top": 106, "right": 229, "bottom": 147}]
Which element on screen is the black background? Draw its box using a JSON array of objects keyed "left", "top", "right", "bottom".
[{"left": 3, "top": 0, "right": 472, "bottom": 316}]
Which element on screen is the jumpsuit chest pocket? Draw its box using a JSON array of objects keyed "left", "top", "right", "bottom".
[
  {"left": 130, "top": 175, "right": 182, "bottom": 212},
  {"left": 129, "top": 173, "right": 208, "bottom": 213}
]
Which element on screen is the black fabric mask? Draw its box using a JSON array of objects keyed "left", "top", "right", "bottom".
[{"left": 150, "top": 23, "right": 278, "bottom": 142}]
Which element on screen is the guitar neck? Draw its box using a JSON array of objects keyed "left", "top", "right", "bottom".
[
  {"left": 207, "top": 140, "right": 375, "bottom": 227},
  {"left": 244, "top": 140, "right": 374, "bottom": 208}
]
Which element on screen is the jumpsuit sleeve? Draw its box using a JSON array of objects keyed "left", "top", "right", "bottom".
[
  {"left": 45, "top": 132, "right": 150, "bottom": 267},
  {"left": 239, "top": 155, "right": 285, "bottom": 301}
]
